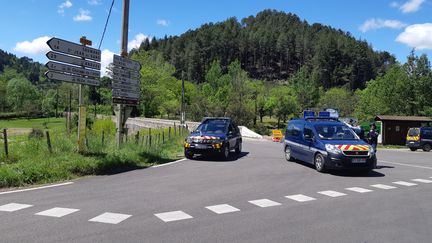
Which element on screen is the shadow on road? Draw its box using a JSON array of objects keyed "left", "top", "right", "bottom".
[
  {"left": 292, "top": 159, "right": 387, "bottom": 177},
  {"left": 192, "top": 151, "right": 249, "bottom": 162}
]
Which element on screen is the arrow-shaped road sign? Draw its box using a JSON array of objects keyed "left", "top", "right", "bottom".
[
  {"left": 113, "top": 55, "right": 141, "bottom": 71},
  {"left": 46, "top": 61, "right": 100, "bottom": 78},
  {"left": 112, "top": 90, "right": 140, "bottom": 99},
  {"left": 47, "top": 37, "right": 101, "bottom": 62},
  {"left": 45, "top": 71, "right": 100, "bottom": 86},
  {"left": 112, "top": 74, "right": 140, "bottom": 85},
  {"left": 46, "top": 51, "right": 101, "bottom": 70}
]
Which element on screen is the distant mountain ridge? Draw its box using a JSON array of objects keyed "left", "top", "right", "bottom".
[{"left": 138, "top": 9, "right": 395, "bottom": 90}]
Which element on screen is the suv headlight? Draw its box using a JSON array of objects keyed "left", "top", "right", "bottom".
[
  {"left": 186, "top": 137, "right": 193, "bottom": 143},
  {"left": 325, "top": 144, "right": 342, "bottom": 154}
]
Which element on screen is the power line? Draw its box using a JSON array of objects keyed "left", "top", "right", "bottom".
[{"left": 98, "top": 0, "right": 115, "bottom": 50}]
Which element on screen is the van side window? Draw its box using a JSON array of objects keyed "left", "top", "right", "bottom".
[
  {"left": 287, "top": 124, "right": 301, "bottom": 136},
  {"left": 422, "top": 129, "right": 432, "bottom": 139},
  {"left": 304, "top": 126, "right": 314, "bottom": 138}
]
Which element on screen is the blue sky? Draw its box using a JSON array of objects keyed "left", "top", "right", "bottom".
[{"left": 1, "top": 0, "right": 431, "bottom": 75}]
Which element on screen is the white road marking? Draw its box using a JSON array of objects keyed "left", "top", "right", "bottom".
[
  {"left": 285, "top": 194, "right": 316, "bottom": 202},
  {"left": 393, "top": 181, "right": 417, "bottom": 186},
  {"left": 154, "top": 211, "right": 193, "bottom": 222},
  {"left": 0, "top": 182, "right": 74, "bottom": 195},
  {"left": 89, "top": 212, "right": 132, "bottom": 224},
  {"left": 0, "top": 203, "right": 33, "bottom": 212},
  {"left": 379, "top": 160, "right": 432, "bottom": 170},
  {"left": 248, "top": 199, "right": 281, "bottom": 208},
  {"left": 345, "top": 187, "right": 373, "bottom": 193},
  {"left": 35, "top": 207, "right": 80, "bottom": 218},
  {"left": 412, "top": 179, "right": 432, "bottom": 183},
  {"left": 152, "top": 158, "right": 186, "bottom": 168},
  {"left": 370, "top": 184, "right": 397, "bottom": 190},
  {"left": 205, "top": 204, "right": 240, "bottom": 214},
  {"left": 318, "top": 190, "right": 347, "bottom": 197}
]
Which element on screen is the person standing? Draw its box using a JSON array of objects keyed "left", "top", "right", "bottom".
[{"left": 367, "top": 123, "right": 378, "bottom": 152}]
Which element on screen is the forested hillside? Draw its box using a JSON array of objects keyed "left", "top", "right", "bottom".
[{"left": 139, "top": 10, "right": 396, "bottom": 90}]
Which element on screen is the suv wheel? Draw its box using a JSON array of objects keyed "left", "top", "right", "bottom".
[
  {"left": 221, "top": 145, "right": 230, "bottom": 160},
  {"left": 285, "top": 146, "right": 293, "bottom": 161},
  {"left": 423, "top": 143, "right": 431, "bottom": 152},
  {"left": 185, "top": 149, "right": 194, "bottom": 159},
  {"left": 314, "top": 153, "right": 326, "bottom": 173},
  {"left": 235, "top": 141, "right": 242, "bottom": 154}
]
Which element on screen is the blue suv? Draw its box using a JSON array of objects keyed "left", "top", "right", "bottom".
[
  {"left": 284, "top": 112, "right": 377, "bottom": 173},
  {"left": 184, "top": 118, "right": 242, "bottom": 160}
]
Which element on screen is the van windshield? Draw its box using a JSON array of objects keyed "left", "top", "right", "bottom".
[
  {"left": 314, "top": 124, "right": 358, "bottom": 140},
  {"left": 408, "top": 128, "right": 420, "bottom": 136}
]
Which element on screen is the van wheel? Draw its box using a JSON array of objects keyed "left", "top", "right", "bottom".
[
  {"left": 409, "top": 147, "right": 417, "bottom": 151},
  {"left": 285, "top": 146, "right": 293, "bottom": 161},
  {"left": 314, "top": 153, "right": 326, "bottom": 173},
  {"left": 221, "top": 145, "right": 230, "bottom": 160},
  {"left": 235, "top": 141, "right": 242, "bottom": 154},
  {"left": 423, "top": 144, "right": 431, "bottom": 152}
]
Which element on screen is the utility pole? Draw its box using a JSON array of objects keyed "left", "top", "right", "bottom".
[
  {"left": 115, "top": 0, "right": 130, "bottom": 147},
  {"left": 181, "top": 71, "right": 185, "bottom": 125}
]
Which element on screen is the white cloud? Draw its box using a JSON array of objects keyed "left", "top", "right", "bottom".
[
  {"left": 157, "top": 19, "right": 170, "bottom": 27},
  {"left": 128, "top": 33, "right": 149, "bottom": 51},
  {"left": 88, "top": 0, "right": 101, "bottom": 5},
  {"left": 13, "top": 36, "right": 51, "bottom": 55},
  {"left": 73, "top": 9, "right": 92, "bottom": 22},
  {"left": 359, "top": 18, "right": 407, "bottom": 32},
  {"left": 396, "top": 23, "right": 432, "bottom": 49},
  {"left": 399, "top": 0, "right": 425, "bottom": 13},
  {"left": 58, "top": 0, "right": 72, "bottom": 15},
  {"left": 101, "top": 49, "right": 115, "bottom": 77}
]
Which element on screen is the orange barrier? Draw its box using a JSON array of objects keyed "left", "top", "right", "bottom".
[{"left": 272, "top": 130, "right": 283, "bottom": 142}]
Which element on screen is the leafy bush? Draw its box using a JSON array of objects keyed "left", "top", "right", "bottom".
[{"left": 28, "top": 129, "right": 44, "bottom": 139}]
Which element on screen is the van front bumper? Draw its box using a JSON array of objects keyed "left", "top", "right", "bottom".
[
  {"left": 324, "top": 153, "right": 377, "bottom": 170},
  {"left": 406, "top": 141, "right": 421, "bottom": 149}
]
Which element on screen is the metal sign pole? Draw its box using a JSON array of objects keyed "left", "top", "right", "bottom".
[{"left": 116, "top": 0, "right": 130, "bottom": 147}]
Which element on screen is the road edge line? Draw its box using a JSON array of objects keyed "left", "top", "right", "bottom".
[
  {"left": 0, "top": 182, "right": 74, "bottom": 195},
  {"left": 379, "top": 160, "right": 432, "bottom": 170},
  {"left": 152, "top": 158, "right": 187, "bottom": 168}
]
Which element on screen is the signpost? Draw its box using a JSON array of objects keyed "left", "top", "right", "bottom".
[{"left": 45, "top": 36, "right": 101, "bottom": 152}]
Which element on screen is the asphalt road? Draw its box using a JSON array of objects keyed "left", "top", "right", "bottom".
[{"left": 1, "top": 139, "right": 432, "bottom": 243}]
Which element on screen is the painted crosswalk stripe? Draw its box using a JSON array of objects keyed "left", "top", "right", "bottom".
[
  {"left": 0, "top": 203, "right": 33, "bottom": 212},
  {"left": 285, "top": 194, "right": 316, "bottom": 202},
  {"left": 370, "top": 184, "right": 397, "bottom": 190},
  {"left": 345, "top": 187, "right": 373, "bottom": 193},
  {"left": 318, "top": 190, "right": 347, "bottom": 197},
  {"left": 205, "top": 204, "right": 240, "bottom": 214},
  {"left": 411, "top": 179, "right": 432, "bottom": 183},
  {"left": 248, "top": 199, "right": 281, "bottom": 208},
  {"left": 154, "top": 211, "right": 193, "bottom": 222},
  {"left": 35, "top": 207, "right": 79, "bottom": 218},
  {"left": 89, "top": 212, "right": 132, "bottom": 224},
  {"left": 393, "top": 181, "right": 417, "bottom": 186}
]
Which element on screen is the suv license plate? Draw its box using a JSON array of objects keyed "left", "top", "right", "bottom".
[
  {"left": 195, "top": 144, "right": 208, "bottom": 149},
  {"left": 352, "top": 158, "right": 366, "bottom": 163}
]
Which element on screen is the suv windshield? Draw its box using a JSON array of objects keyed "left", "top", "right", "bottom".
[
  {"left": 314, "top": 124, "right": 358, "bottom": 140},
  {"left": 195, "top": 121, "right": 228, "bottom": 134},
  {"left": 408, "top": 128, "right": 420, "bottom": 136}
]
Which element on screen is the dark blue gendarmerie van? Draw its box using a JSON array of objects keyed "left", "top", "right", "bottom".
[{"left": 284, "top": 111, "right": 377, "bottom": 173}]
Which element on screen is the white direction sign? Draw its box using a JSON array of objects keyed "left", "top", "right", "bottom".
[
  {"left": 112, "top": 67, "right": 140, "bottom": 79},
  {"left": 46, "top": 61, "right": 100, "bottom": 78},
  {"left": 45, "top": 71, "right": 100, "bottom": 86},
  {"left": 112, "top": 90, "right": 140, "bottom": 99},
  {"left": 112, "top": 83, "right": 140, "bottom": 91},
  {"left": 46, "top": 51, "right": 101, "bottom": 70},
  {"left": 113, "top": 55, "right": 141, "bottom": 71},
  {"left": 47, "top": 38, "right": 101, "bottom": 61},
  {"left": 112, "top": 74, "right": 140, "bottom": 85}
]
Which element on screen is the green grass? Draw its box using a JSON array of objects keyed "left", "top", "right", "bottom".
[
  {"left": 0, "top": 117, "right": 65, "bottom": 131},
  {"left": 0, "top": 118, "right": 188, "bottom": 188}
]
